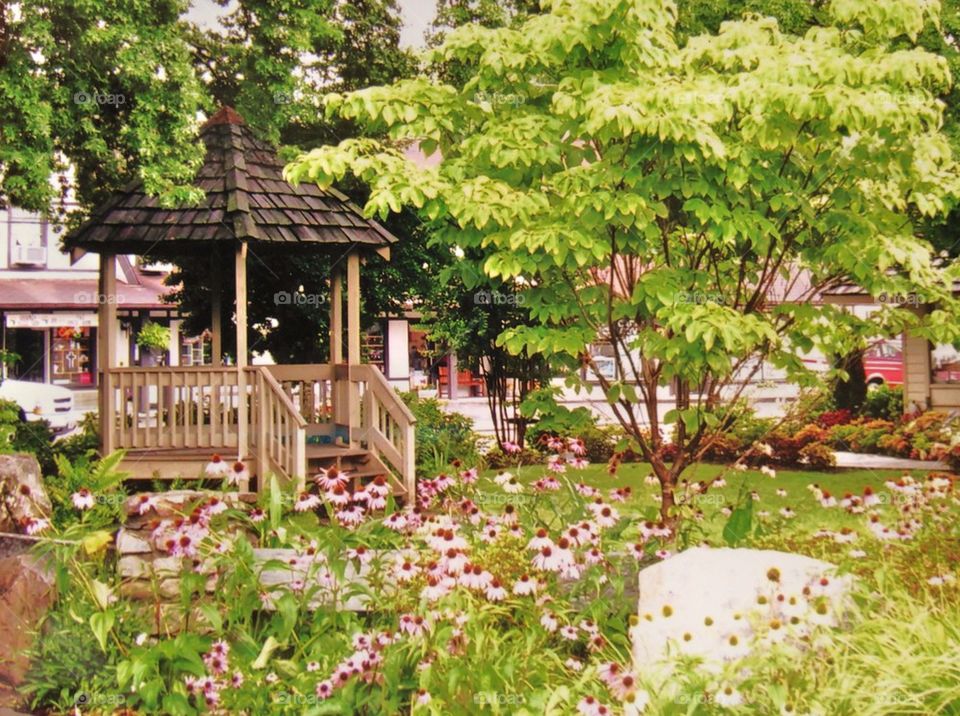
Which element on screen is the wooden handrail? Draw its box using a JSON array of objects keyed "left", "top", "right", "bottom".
[
  {"left": 246, "top": 367, "right": 308, "bottom": 429},
  {"left": 350, "top": 364, "right": 417, "bottom": 425}
]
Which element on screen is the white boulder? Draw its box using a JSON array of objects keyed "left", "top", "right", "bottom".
[{"left": 632, "top": 547, "right": 852, "bottom": 669}]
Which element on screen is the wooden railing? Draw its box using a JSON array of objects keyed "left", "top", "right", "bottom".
[
  {"left": 352, "top": 364, "right": 417, "bottom": 499},
  {"left": 265, "top": 363, "right": 417, "bottom": 496},
  {"left": 102, "top": 366, "right": 242, "bottom": 452},
  {"left": 102, "top": 363, "right": 416, "bottom": 497},
  {"left": 248, "top": 367, "right": 307, "bottom": 490}
]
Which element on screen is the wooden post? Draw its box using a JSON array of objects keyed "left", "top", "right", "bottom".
[
  {"left": 330, "top": 266, "right": 343, "bottom": 364},
  {"left": 346, "top": 252, "right": 362, "bottom": 442},
  {"left": 235, "top": 242, "right": 249, "bottom": 490},
  {"left": 210, "top": 250, "right": 222, "bottom": 367},
  {"left": 98, "top": 254, "right": 118, "bottom": 456}
]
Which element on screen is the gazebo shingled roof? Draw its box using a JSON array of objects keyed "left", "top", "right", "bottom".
[{"left": 64, "top": 106, "right": 396, "bottom": 255}]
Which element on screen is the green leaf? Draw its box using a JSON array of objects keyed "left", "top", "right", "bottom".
[
  {"left": 89, "top": 609, "right": 115, "bottom": 652},
  {"left": 723, "top": 497, "right": 753, "bottom": 546}
]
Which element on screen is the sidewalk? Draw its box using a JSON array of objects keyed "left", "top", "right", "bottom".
[{"left": 833, "top": 451, "right": 948, "bottom": 471}]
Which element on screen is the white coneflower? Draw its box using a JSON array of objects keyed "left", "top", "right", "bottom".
[
  {"left": 485, "top": 578, "right": 507, "bottom": 601},
  {"left": 776, "top": 488, "right": 787, "bottom": 497},
  {"left": 760, "top": 465, "right": 776, "bottom": 479},
  {"left": 204, "top": 454, "right": 230, "bottom": 478},
  {"left": 294, "top": 492, "right": 321, "bottom": 512},
  {"left": 714, "top": 684, "right": 744, "bottom": 708},
  {"left": 513, "top": 574, "right": 537, "bottom": 595},
  {"left": 527, "top": 528, "right": 554, "bottom": 551},
  {"left": 539, "top": 611, "right": 558, "bottom": 632},
  {"left": 565, "top": 657, "right": 583, "bottom": 671},
  {"left": 71, "top": 488, "right": 95, "bottom": 510},
  {"left": 779, "top": 507, "right": 796, "bottom": 519}
]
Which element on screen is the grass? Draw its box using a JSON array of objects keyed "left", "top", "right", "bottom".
[{"left": 483, "top": 461, "right": 939, "bottom": 542}]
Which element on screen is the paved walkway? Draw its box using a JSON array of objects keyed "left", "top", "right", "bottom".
[{"left": 833, "top": 451, "right": 949, "bottom": 470}]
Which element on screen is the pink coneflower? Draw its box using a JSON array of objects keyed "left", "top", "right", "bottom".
[
  {"left": 135, "top": 494, "right": 158, "bottom": 515},
  {"left": 567, "top": 437, "right": 587, "bottom": 456},
  {"left": 502, "top": 440, "right": 522, "bottom": 455},
  {"left": 513, "top": 574, "right": 537, "bottom": 595},
  {"left": 576, "top": 483, "right": 600, "bottom": 497},
  {"left": 227, "top": 461, "right": 248, "bottom": 486},
  {"left": 584, "top": 547, "right": 605, "bottom": 565},
  {"left": 398, "top": 614, "right": 427, "bottom": 637},
  {"left": 460, "top": 564, "right": 492, "bottom": 590},
  {"left": 527, "top": 528, "right": 554, "bottom": 551},
  {"left": 863, "top": 486, "right": 882, "bottom": 507},
  {"left": 205, "top": 496, "right": 228, "bottom": 515},
  {"left": 204, "top": 454, "right": 229, "bottom": 478},
  {"left": 608, "top": 672, "right": 638, "bottom": 700},
  {"left": 459, "top": 467, "right": 478, "bottom": 484},
  {"left": 820, "top": 490, "right": 837, "bottom": 508},
  {"left": 315, "top": 680, "right": 334, "bottom": 699},
  {"left": 347, "top": 546, "right": 373, "bottom": 564},
  {"left": 336, "top": 505, "right": 365, "bottom": 527},
  {"left": 383, "top": 512, "right": 407, "bottom": 531},
  {"left": 485, "top": 578, "right": 507, "bottom": 601},
  {"left": 546, "top": 455, "right": 568, "bottom": 473},
  {"left": 249, "top": 507, "right": 266, "bottom": 523},
  {"left": 597, "top": 662, "right": 622, "bottom": 687},
  {"left": 422, "top": 574, "right": 455, "bottom": 601},
  {"left": 560, "top": 625, "right": 579, "bottom": 640},
  {"left": 295, "top": 492, "right": 321, "bottom": 512},
  {"left": 23, "top": 517, "right": 49, "bottom": 535},
  {"left": 325, "top": 484, "right": 352, "bottom": 507},
  {"left": 71, "top": 488, "right": 95, "bottom": 510},
  {"left": 315, "top": 466, "right": 349, "bottom": 491},
  {"left": 577, "top": 696, "right": 610, "bottom": 716}
]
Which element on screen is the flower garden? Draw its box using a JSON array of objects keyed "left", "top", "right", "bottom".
[{"left": 9, "top": 404, "right": 958, "bottom": 714}]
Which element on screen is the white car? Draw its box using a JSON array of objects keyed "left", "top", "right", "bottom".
[{"left": 0, "top": 379, "right": 79, "bottom": 434}]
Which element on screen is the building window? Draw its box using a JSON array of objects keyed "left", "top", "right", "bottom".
[{"left": 51, "top": 326, "right": 94, "bottom": 386}]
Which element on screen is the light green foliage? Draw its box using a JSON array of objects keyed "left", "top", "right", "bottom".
[{"left": 288, "top": 0, "right": 960, "bottom": 521}]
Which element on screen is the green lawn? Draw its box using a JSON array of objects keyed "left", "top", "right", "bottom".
[{"left": 484, "top": 461, "right": 934, "bottom": 541}]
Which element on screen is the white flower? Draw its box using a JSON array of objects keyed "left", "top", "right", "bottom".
[
  {"left": 760, "top": 465, "right": 777, "bottom": 479},
  {"left": 71, "top": 489, "right": 95, "bottom": 510},
  {"left": 204, "top": 454, "right": 229, "bottom": 478},
  {"left": 714, "top": 685, "right": 744, "bottom": 708}
]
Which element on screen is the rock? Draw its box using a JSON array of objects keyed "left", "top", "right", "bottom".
[
  {"left": 123, "top": 490, "right": 255, "bottom": 519},
  {"left": 631, "top": 547, "right": 853, "bottom": 670},
  {"left": 0, "top": 454, "right": 50, "bottom": 533},
  {"left": 116, "top": 527, "right": 153, "bottom": 554},
  {"left": 0, "top": 553, "right": 55, "bottom": 695},
  {"left": 118, "top": 554, "right": 183, "bottom": 579}
]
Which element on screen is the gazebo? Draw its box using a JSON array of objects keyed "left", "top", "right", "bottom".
[{"left": 64, "top": 107, "right": 416, "bottom": 497}]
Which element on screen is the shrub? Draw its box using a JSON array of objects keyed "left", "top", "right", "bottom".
[
  {"left": 484, "top": 446, "right": 543, "bottom": 469},
  {"left": 799, "top": 442, "right": 836, "bottom": 469},
  {"left": 401, "top": 392, "right": 478, "bottom": 474},
  {"left": 817, "top": 408, "right": 853, "bottom": 428},
  {"left": 861, "top": 384, "right": 903, "bottom": 421}
]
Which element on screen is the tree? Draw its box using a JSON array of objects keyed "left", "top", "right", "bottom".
[
  {"left": 288, "top": 0, "right": 960, "bottom": 526},
  {"left": 0, "top": 0, "right": 205, "bottom": 212}
]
